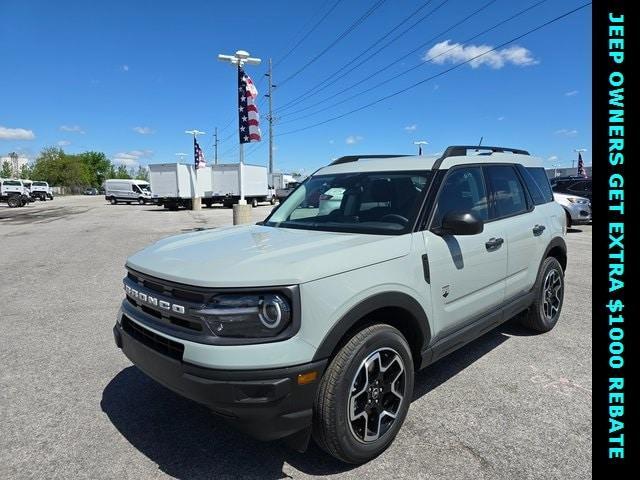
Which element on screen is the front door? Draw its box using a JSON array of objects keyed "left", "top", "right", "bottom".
[{"left": 423, "top": 165, "right": 507, "bottom": 339}]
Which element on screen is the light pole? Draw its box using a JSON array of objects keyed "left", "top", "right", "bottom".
[
  {"left": 185, "top": 130, "right": 206, "bottom": 210},
  {"left": 413, "top": 140, "right": 428, "bottom": 156},
  {"left": 217, "top": 50, "right": 261, "bottom": 207}
]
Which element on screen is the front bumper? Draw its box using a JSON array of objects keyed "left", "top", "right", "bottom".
[
  {"left": 113, "top": 320, "right": 327, "bottom": 441},
  {"left": 565, "top": 202, "right": 591, "bottom": 224}
]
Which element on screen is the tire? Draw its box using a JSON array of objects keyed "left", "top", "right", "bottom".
[
  {"left": 7, "top": 196, "right": 21, "bottom": 208},
  {"left": 138, "top": 198, "right": 145, "bottom": 205},
  {"left": 251, "top": 198, "right": 258, "bottom": 208},
  {"left": 110, "top": 198, "right": 117, "bottom": 205},
  {"left": 313, "top": 324, "right": 414, "bottom": 464},
  {"left": 270, "top": 196, "right": 276, "bottom": 205},
  {"left": 520, "top": 256, "right": 565, "bottom": 332},
  {"left": 564, "top": 209, "right": 572, "bottom": 228}
]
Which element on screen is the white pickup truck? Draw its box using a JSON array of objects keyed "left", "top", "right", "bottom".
[{"left": 30, "top": 181, "right": 54, "bottom": 201}]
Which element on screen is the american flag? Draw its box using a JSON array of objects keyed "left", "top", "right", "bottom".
[
  {"left": 194, "top": 137, "right": 206, "bottom": 169},
  {"left": 577, "top": 151, "right": 586, "bottom": 177},
  {"left": 238, "top": 68, "right": 261, "bottom": 144}
]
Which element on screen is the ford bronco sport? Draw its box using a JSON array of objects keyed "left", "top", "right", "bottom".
[{"left": 113, "top": 145, "right": 567, "bottom": 463}]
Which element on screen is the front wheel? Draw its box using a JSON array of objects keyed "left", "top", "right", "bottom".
[
  {"left": 313, "top": 324, "right": 414, "bottom": 464},
  {"left": 110, "top": 198, "right": 117, "bottom": 205},
  {"left": 138, "top": 198, "right": 145, "bottom": 205},
  {"left": 520, "top": 256, "right": 564, "bottom": 332}
]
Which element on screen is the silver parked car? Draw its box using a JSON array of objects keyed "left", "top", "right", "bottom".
[{"left": 553, "top": 191, "right": 591, "bottom": 227}]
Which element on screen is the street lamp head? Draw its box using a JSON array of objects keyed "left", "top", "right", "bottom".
[{"left": 235, "top": 50, "right": 250, "bottom": 59}]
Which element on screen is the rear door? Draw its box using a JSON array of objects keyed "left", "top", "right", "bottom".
[
  {"left": 423, "top": 165, "right": 507, "bottom": 337},
  {"left": 485, "top": 165, "right": 547, "bottom": 299}
]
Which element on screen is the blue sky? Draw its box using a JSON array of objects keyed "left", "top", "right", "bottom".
[{"left": 0, "top": 0, "right": 592, "bottom": 173}]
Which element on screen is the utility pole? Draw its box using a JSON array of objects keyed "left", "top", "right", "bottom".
[
  {"left": 265, "top": 58, "right": 275, "bottom": 176},
  {"left": 213, "top": 127, "right": 218, "bottom": 165}
]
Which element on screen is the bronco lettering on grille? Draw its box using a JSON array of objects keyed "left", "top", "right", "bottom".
[{"left": 125, "top": 284, "right": 186, "bottom": 314}]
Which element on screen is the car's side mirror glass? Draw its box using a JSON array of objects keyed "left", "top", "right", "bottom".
[{"left": 435, "top": 211, "right": 484, "bottom": 236}]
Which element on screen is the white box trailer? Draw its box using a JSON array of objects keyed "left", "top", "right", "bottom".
[
  {"left": 205, "top": 163, "right": 273, "bottom": 207},
  {"left": 149, "top": 163, "right": 212, "bottom": 210},
  {"left": 268, "top": 172, "right": 294, "bottom": 190}
]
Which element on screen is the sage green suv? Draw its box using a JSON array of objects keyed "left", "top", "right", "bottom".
[{"left": 114, "top": 145, "right": 567, "bottom": 463}]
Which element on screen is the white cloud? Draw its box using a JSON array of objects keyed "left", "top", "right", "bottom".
[
  {"left": 404, "top": 124, "right": 417, "bottom": 132},
  {"left": 113, "top": 149, "right": 153, "bottom": 166},
  {"left": 565, "top": 90, "right": 579, "bottom": 96},
  {"left": 345, "top": 135, "right": 364, "bottom": 145},
  {"left": 0, "top": 126, "right": 35, "bottom": 140},
  {"left": 554, "top": 128, "right": 578, "bottom": 137},
  {"left": 59, "top": 125, "right": 85, "bottom": 134},
  {"left": 328, "top": 139, "right": 335, "bottom": 145},
  {"left": 133, "top": 126, "right": 154, "bottom": 135},
  {"left": 547, "top": 155, "right": 559, "bottom": 162},
  {"left": 497, "top": 116, "right": 505, "bottom": 121},
  {"left": 122, "top": 65, "right": 129, "bottom": 72},
  {"left": 57, "top": 140, "right": 71, "bottom": 146},
  {"left": 426, "top": 40, "right": 538, "bottom": 69}
]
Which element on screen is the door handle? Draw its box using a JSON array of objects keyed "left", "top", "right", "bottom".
[
  {"left": 532, "top": 224, "right": 546, "bottom": 236},
  {"left": 485, "top": 237, "right": 504, "bottom": 251}
]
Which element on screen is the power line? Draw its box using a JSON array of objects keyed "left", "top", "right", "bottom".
[
  {"left": 277, "top": 0, "right": 389, "bottom": 88},
  {"left": 213, "top": 3, "right": 339, "bottom": 141},
  {"left": 276, "top": 2, "right": 592, "bottom": 138},
  {"left": 278, "top": 0, "right": 549, "bottom": 126},
  {"left": 276, "top": 0, "right": 449, "bottom": 113},
  {"left": 274, "top": 0, "right": 345, "bottom": 68}
]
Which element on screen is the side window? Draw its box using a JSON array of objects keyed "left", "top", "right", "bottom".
[
  {"left": 486, "top": 165, "right": 527, "bottom": 218},
  {"left": 523, "top": 166, "right": 554, "bottom": 204},
  {"left": 433, "top": 166, "right": 488, "bottom": 226}
]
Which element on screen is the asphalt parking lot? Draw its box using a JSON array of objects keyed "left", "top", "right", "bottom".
[{"left": 0, "top": 196, "right": 591, "bottom": 480}]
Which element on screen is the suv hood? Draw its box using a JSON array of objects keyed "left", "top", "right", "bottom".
[{"left": 126, "top": 224, "right": 411, "bottom": 287}]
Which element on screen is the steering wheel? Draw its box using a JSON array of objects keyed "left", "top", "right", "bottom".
[{"left": 379, "top": 214, "right": 409, "bottom": 225}]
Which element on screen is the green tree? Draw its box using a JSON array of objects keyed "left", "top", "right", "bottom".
[
  {"left": 78, "top": 151, "right": 112, "bottom": 187},
  {"left": 19, "top": 163, "right": 33, "bottom": 179},
  {"left": 31, "top": 147, "right": 91, "bottom": 188},
  {"left": 114, "top": 164, "right": 131, "bottom": 179},
  {"left": 134, "top": 165, "right": 149, "bottom": 181},
  {"left": 1, "top": 160, "right": 12, "bottom": 178}
]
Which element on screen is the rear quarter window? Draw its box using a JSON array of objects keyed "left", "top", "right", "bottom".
[{"left": 522, "top": 167, "right": 554, "bottom": 205}]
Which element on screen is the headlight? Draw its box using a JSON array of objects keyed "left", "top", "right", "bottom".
[
  {"left": 567, "top": 197, "right": 589, "bottom": 204},
  {"left": 194, "top": 293, "right": 292, "bottom": 338}
]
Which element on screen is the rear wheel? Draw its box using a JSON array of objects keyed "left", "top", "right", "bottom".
[
  {"left": 313, "top": 324, "right": 414, "bottom": 464},
  {"left": 7, "top": 195, "right": 21, "bottom": 208},
  {"left": 521, "top": 256, "right": 564, "bottom": 332}
]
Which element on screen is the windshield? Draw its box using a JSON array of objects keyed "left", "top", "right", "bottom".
[
  {"left": 32, "top": 182, "right": 47, "bottom": 186},
  {"left": 138, "top": 184, "right": 150, "bottom": 192},
  {"left": 264, "top": 170, "right": 432, "bottom": 234}
]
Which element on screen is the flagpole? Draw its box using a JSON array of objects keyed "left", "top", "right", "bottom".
[
  {"left": 185, "top": 129, "right": 206, "bottom": 210},
  {"left": 218, "top": 49, "right": 261, "bottom": 224}
]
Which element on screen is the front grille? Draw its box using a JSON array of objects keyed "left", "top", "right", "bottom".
[
  {"left": 125, "top": 269, "right": 205, "bottom": 332},
  {"left": 122, "top": 316, "right": 184, "bottom": 361}
]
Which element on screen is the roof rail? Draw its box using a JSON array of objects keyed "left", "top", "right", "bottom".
[
  {"left": 432, "top": 145, "right": 530, "bottom": 170},
  {"left": 330, "top": 154, "right": 410, "bottom": 165}
]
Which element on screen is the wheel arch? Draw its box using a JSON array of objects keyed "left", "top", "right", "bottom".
[
  {"left": 312, "top": 292, "right": 431, "bottom": 369},
  {"left": 542, "top": 236, "right": 567, "bottom": 273}
]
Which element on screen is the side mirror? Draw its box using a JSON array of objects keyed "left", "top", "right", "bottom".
[{"left": 437, "top": 211, "right": 484, "bottom": 235}]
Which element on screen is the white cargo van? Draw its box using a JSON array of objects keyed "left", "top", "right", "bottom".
[
  {"left": 104, "top": 179, "right": 152, "bottom": 205},
  {"left": 148, "top": 163, "right": 212, "bottom": 210}
]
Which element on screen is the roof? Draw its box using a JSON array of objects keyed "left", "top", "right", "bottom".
[{"left": 318, "top": 150, "right": 543, "bottom": 175}]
